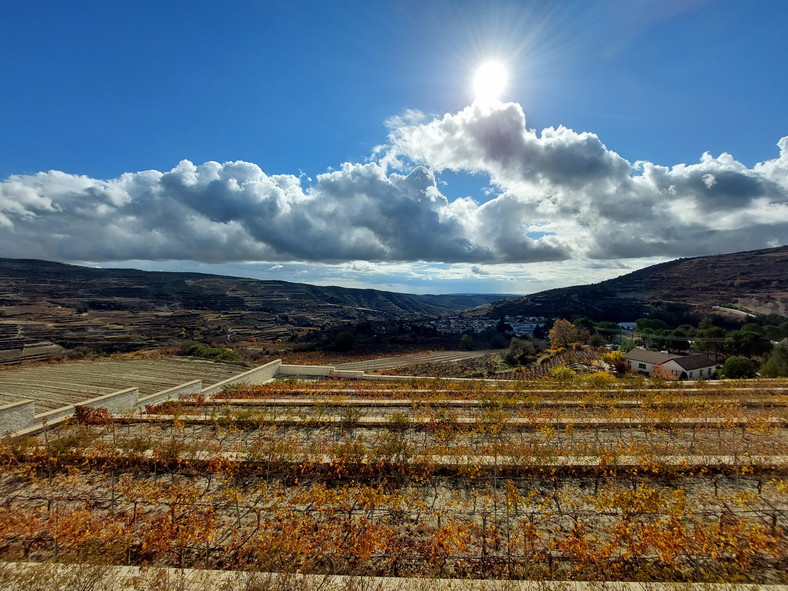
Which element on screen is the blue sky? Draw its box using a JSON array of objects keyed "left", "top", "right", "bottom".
[{"left": 1, "top": 0, "right": 786, "bottom": 295}]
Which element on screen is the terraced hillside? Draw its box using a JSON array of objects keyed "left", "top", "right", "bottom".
[
  {"left": 486, "top": 245, "right": 788, "bottom": 320},
  {"left": 0, "top": 358, "right": 244, "bottom": 413},
  {"left": 0, "top": 258, "right": 504, "bottom": 361},
  {"left": 1, "top": 376, "right": 786, "bottom": 584}
]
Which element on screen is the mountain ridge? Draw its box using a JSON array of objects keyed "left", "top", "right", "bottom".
[
  {"left": 0, "top": 258, "right": 504, "bottom": 356},
  {"left": 0, "top": 257, "right": 504, "bottom": 318},
  {"left": 483, "top": 246, "right": 788, "bottom": 321}
]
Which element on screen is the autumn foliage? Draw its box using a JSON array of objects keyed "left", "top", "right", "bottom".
[
  {"left": 548, "top": 319, "right": 588, "bottom": 350},
  {"left": 0, "top": 376, "right": 786, "bottom": 583}
]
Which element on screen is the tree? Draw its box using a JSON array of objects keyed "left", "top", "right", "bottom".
[
  {"left": 588, "top": 334, "right": 606, "bottom": 348},
  {"left": 676, "top": 324, "right": 697, "bottom": 338},
  {"left": 693, "top": 326, "right": 727, "bottom": 360},
  {"left": 594, "top": 321, "right": 623, "bottom": 343},
  {"left": 764, "top": 324, "right": 784, "bottom": 342},
  {"left": 460, "top": 334, "right": 474, "bottom": 350},
  {"left": 549, "top": 365, "right": 576, "bottom": 382},
  {"left": 650, "top": 329, "right": 674, "bottom": 350},
  {"left": 636, "top": 318, "right": 668, "bottom": 331},
  {"left": 726, "top": 330, "right": 772, "bottom": 357},
  {"left": 669, "top": 329, "right": 690, "bottom": 352},
  {"left": 760, "top": 345, "right": 788, "bottom": 377},
  {"left": 719, "top": 356, "right": 757, "bottom": 379},
  {"left": 742, "top": 323, "right": 765, "bottom": 335},
  {"left": 184, "top": 343, "right": 239, "bottom": 362},
  {"left": 549, "top": 319, "right": 585, "bottom": 349},
  {"left": 504, "top": 337, "right": 536, "bottom": 365},
  {"left": 333, "top": 331, "right": 355, "bottom": 351},
  {"left": 572, "top": 317, "right": 594, "bottom": 332}
]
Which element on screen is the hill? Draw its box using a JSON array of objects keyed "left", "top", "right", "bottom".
[
  {"left": 0, "top": 258, "right": 503, "bottom": 356},
  {"left": 485, "top": 246, "right": 788, "bottom": 322}
]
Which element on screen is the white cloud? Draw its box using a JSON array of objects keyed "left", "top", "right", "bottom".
[
  {"left": 0, "top": 100, "right": 786, "bottom": 270},
  {"left": 383, "top": 100, "right": 788, "bottom": 260}
]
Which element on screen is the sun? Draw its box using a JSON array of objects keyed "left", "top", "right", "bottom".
[{"left": 473, "top": 61, "right": 508, "bottom": 103}]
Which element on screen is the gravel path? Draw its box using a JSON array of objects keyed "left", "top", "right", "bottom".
[{"left": 332, "top": 349, "right": 503, "bottom": 371}]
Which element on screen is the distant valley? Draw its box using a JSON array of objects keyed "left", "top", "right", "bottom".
[
  {"left": 0, "top": 258, "right": 503, "bottom": 360},
  {"left": 0, "top": 247, "right": 785, "bottom": 364}
]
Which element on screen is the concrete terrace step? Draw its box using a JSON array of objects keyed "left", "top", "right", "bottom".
[
  {"left": 28, "top": 445, "right": 788, "bottom": 473},
  {"left": 203, "top": 397, "right": 788, "bottom": 409},
  {"left": 129, "top": 413, "right": 787, "bottom": 430},
  {"left": 3, "top": 562, "right": 786, "bottom": 590}
]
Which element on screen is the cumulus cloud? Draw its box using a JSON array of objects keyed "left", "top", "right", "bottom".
[
  {"left": 383, "top": 101, "right": 788, "bottom": 260},
  {"left": 0, "top": 100, "right": 786, "bottom": 266}
]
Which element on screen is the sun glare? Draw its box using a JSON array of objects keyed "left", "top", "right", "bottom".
[{"left": 473, "top": 61, "right": 508, "bottom": 103}]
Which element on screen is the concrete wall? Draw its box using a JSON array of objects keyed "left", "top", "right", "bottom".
[
  {"left": 629, "top": 360, "right": 656, "bottom": 374},
  {"left": 3, "top": 376, "right": 215, "bottom": 437},
  {"left": 663, "top": 360, "right": 715, "bottom": 379},
  {"left": 82, "top": 387, "right": 140, "bottom": 414},
  {"left": 1, "top": 360, "right": 393, "bottom": 437},
  {"left": 278, "top": 364, "right": 334, "bottom": 377},
  {"left": 2, "top": 361, "right": 282, "bottom": 436},
  {"left": 32, "top": 387, "right": 141, "bottom": 430},
  {"left": 0, "top": 400, "right": 36, "bottom": 436},
  {"left": 202, "top": 359, "right": 281, "bottom": 397},
  {"left": 138, "top": 380, "right": 202, "bottom": 407},
  {"left": 331, "top": 369, "right": 365, "bottom": 379}
]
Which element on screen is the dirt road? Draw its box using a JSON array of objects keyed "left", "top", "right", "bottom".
[{"left": 333, "top": 349, "right": 502, "bottom": 371}]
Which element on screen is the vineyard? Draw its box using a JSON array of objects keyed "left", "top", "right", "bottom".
[{"left": 0, "top": 376, "right": 786, "bottom": 586}]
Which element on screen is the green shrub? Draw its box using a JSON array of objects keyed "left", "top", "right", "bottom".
[
  {"left": 719, "top": 356, "right": 757, "bottom": 379},
  {"left": 588, "top": 334, "right": 606, "bottom": 348},
  {"left": 184, "top": 342, "right": 240, "bottom": 362},
  {"left": 760, "top": 345, "right": 788, "bottom": 377},
  {"left": 549, "top": 365, "right": 576, "bottom": 382}
]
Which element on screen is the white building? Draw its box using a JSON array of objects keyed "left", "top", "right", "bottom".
[{"left": 625, "top": 348, "right": 717, "bottom": 379}]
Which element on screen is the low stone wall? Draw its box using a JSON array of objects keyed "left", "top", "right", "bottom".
[{"left": 202, "top": 359, "right": 281, "bottom": 396}]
